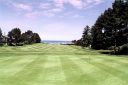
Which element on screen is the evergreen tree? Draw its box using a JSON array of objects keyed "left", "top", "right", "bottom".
[
  {"left": 0, "top": 28, "right": 3, "bottom": 46},
  {"left": 91, "top": 0, "right": 128, "bottom": 50},
  {"left": 81, "top": 26, "right": 92, "bottom": 47}
]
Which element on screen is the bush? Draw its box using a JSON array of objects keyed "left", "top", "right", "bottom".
[
  {"left": 108, "top": 46, "right": 115, "bottom": 50},
  {"left": 119, "top": 44, "right": 128, "bottom": 54},
  {"left": 108, "top": 46, "right": 120, "bottom": 54},
  {"left": 0, "top": 43, "right": 4, "bottom": 46}
]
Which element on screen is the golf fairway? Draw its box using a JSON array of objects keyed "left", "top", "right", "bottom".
[{"left": 0, "top": 44, "right": 128, "bottom": 85}]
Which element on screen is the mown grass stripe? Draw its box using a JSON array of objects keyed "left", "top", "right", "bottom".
[
  {"left": 60, "top": 55, "right": 98, "bottom": 85},
  {"left": 80, "top": 55, "right": 128, "bottom": 75},
  {"left": 77, "top": 56, "right": 127, "bottom": 84},
  {"left": 0, "top": 55, "right": 47, "bottom": 85},
  {"left": 78, "top": 56, "right": 127, "bottom": 85},
  {"left": 42, "top": 55, "right": 66, "bottom": 85},
  {"left": 0, "top": 55, "right": 38, "bottom": 77}
]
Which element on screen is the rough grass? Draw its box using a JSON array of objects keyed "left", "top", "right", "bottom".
[{"left": 0, "top": 44, "right": 128, "bottom": 85}]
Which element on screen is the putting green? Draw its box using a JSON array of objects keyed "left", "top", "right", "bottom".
[{"left": 0, "top": 44, "right": 128, "bottom": 85}]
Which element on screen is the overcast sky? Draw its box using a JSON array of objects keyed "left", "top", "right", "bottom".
[{"left": 0, "top": 0, "right": 113, "bottom": 41}]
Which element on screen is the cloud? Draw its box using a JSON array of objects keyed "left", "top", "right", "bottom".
[
  {"left": 38, "top": 0, "right": 103, "bottom": 17},
  {"left": 3, "top": 0, "right": 103, "bottom": 18},
  {"left": 43, "top": 11, "right": 55, "bottom": 17},
  {"left": 53, "top": 0, "right": 103, "bottom": 9},
  {"left": 38, "top": 2, "right": 63, "bottom": 17},
  {"left": 39, "top": 3, "right": 51, "bottom": 9},
  {"left": 42, "top": 8, "right": 62, "bottom": 17},
  {"left": 25, "top": 11, "right": 41, "bottom": 18},
  {"left": 51, "top": 8, "right": 62, "bottom": 12},
  {"left": 53, "top": 0, "right": 66, "bottom": 8},
  {"left": 13, "top": 3, "right": 32, "bottom": 11},
  {"left": 68, "top": 0, "right": 83, "bottom": 9},
  {"left": 95, "top": 0, "right": 103, "bottom": 5},
  {"left": 72, "top": 14, "right": 84, "bottom": 18},
  {"left": 59, "top": 12, "right": 84, "bottom": 18}
]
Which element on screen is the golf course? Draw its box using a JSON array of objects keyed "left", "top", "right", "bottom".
[{"left": 0, "top": 44, "right": 127, "bottom": 85}]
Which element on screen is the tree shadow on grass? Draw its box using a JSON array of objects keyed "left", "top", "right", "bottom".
[{"left": 99, "top": 50, "right": 128, "bottom": 57}]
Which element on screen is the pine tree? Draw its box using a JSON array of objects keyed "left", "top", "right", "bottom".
[
  {"left": 0, "top": 28, "right": 3, "bottom": 46},
  {"left": 91, "top": 0, "right": 128, "bottom": 50},
  {"left": 81, "top": 26, "right": 92, "bottom": 47}
]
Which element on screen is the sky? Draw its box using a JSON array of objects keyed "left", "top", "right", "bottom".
[{"left": 0, "top": 0, "right": 114, "bottom": 41}]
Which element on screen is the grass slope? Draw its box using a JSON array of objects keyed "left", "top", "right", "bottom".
[{"left": 0, "top": 44, "right": 128, "bottom": 85}]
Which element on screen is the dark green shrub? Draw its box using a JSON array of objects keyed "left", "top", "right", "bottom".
[
  {"left": 108, "top": 46, "right": 115, "bottom": 50},
  {"left": 119, "top": 44, "right": 128, "bottom": 54}
]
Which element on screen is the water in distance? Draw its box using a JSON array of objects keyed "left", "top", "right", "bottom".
[{"left": 42, "top": 40, "right": 71, "bottom": 44}]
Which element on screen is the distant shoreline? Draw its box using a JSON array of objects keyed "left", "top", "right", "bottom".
[{"left": 42, "top": 40, "right": 71, "bottom": 44}]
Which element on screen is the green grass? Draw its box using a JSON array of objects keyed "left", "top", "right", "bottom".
[{"left": 0, "top": 44, "right": 128, "bottom": 85}]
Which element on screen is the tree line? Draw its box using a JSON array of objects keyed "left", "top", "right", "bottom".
[
  {"left": 0, "top": 28, "right": 41, "bottom": 46},
  {"left": 73, "top": 0, "right": 128, "bottom": 54}
]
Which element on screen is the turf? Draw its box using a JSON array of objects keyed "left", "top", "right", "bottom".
[{"left": 0, "top": 44, "right": 128, "bottom": 85}]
